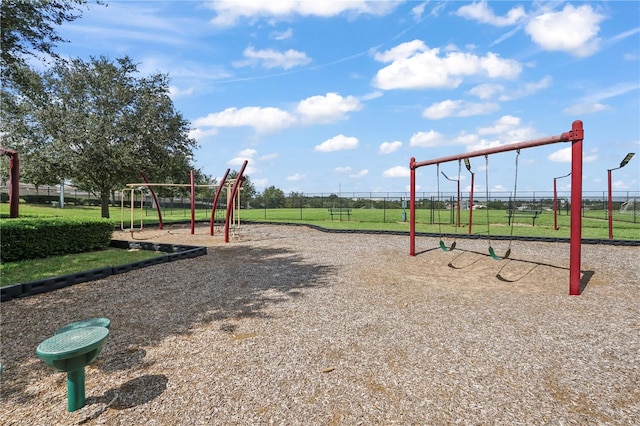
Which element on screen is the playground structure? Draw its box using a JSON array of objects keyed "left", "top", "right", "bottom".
[
  {"left": 409, "top": 120, "right": 585, "bottom": 295},
  {"left": 0, "top": 147, "right": 19, "bottom": 218},
  {"left": 121, "top": 160, "right": 248, "bottom": 243}
]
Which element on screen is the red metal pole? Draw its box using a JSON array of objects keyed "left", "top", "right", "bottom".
[
  {"left": 410, "top": 157, "right": 416, "bottom": 256},
  {"left": 140, "top": 172, "right": 163, "bottom": 230},
  {"left": 569, "top": 120, "right": 584, "bottom": 295},
  {"left": 225, "top": 160, "right": 248, "bottom": 243},
  {"left": 607, "top": 169, "right": 614, "bottom": 240},
  {"left": 190, "top": 170, "right": 195, "bottom": 235},
  {"left": 468, "top": 173, "right": 474, "bottom": 235},
  {"left": 1, "top": 148, "right": 19, "bottom": 218},
  {"left": 456, "top": 180, "right": 461, "bottom": 228},
  {"left": 210, "top": 168, "right": 230, "bottom": 236},
  {"left": 553, "top": 177, "right": 558, "bottom": 231},
  {"left": 8, "top": 151, "right": 19, "bottom": 218},
  {"left": 413, "top": 132, "right": 573, "bottom": 169}
]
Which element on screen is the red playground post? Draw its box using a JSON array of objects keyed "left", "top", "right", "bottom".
[
  {"left": 141, "top": 172, "right": 164, "bottom": 230},
  {"left": 1, "top": 148, "right": 19, "bottom": 218},
  {"left": 210, "top": 169, "right": 230, "bottom": 236},
  {"left": 225, "top": 160, "right": 248, "bottom": 243}
]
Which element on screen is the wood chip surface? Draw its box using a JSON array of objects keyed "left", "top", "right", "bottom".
[{"left": 1, "top": 224, "right": 638, "bottom": 425}]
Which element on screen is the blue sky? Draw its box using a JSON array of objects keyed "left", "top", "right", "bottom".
[{"left": 54, "top": 1, "right": 639, "bottom": 196}]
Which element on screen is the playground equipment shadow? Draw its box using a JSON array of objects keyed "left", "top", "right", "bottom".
[{"left": 0, "top": 241, "right": 207, "bottom": 302}]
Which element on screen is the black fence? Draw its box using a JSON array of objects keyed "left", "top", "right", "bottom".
[{"left": 2, "top": 186, "right": 639, "bottom": 224}]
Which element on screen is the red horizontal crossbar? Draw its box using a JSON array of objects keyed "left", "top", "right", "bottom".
[{"left": 411, "top": 130, "right": 577, "bottom": 169}]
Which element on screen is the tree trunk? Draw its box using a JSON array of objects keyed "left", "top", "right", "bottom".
[{"left": 101, "top": 192, "right": 111, "bottom": 218}]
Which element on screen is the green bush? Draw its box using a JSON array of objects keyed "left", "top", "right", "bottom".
[
  {"left": 20, "top": 194, "right": 60, "bottom": 204},
  {"left": 19, "top": 194, "right": 92, "bottom": 205},
  {"left": 0, "top": 218, "right": 113, "bottom": 262}
]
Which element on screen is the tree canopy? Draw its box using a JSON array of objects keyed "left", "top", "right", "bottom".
[
  {"left": 262, "top": 186, "right": 286, "bottom": 208},
  {"left": 5, "top": 55, "right": 199, "bottom": 218},
  {"left": 1, "top": 0, "right": 96, "bottom": 93}
]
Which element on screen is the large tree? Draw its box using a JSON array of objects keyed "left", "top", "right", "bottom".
[
  {"left": 11, "top": 55, "right": 199, "bottom": 218},
  {"left": 262, "top": 186, "right": 286, "bottom": 208}
]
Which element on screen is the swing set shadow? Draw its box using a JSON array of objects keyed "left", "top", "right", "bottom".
[{"left": 443, "top": 248, "right": 594, "bottom": 292}]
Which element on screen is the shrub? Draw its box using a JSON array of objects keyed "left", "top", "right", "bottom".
[{"left": 0, "top": 218, "right": 113, "bottom": 262}]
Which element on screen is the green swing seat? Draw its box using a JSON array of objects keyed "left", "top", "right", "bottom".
[
  {"left": 439, "top": 240, "right": 456, "bottom": 251},
  {"left": 488, "top": 246, "right": 510, "bottom": 260}
]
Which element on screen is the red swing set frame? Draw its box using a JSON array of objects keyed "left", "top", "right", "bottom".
[{"left": 408, "top": 120, "right": 585, "bottom": 295}]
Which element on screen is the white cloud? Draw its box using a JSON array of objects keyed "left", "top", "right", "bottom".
[
  {"left": 454, "top": 132, "right": 480, "bottom": 146},
  {"left": 411, "top": 2, "right": 427, "bottom": 21},
  {"left": 286, "top": 173, "right": 305, "bottom": 181},
  {"left": 379, "top": 141, "right": 402, "bottom": 154},
  {"left": 469, "top": 83, "right": 505, "bottom": 100},
  {"left": 383, "top": 166, "right": 410, "bottom": 178},
  {"left": 563, "top": 82, "right": 640, "bottom": 116},
  {"left": 349, "top": 169, "right": 369, "bottom": 178},
  {"left": 296, "top": 92, "right": 362, "bottom": 124},
  {"left": 613, "top": 179, "right": 637, "bottom": 190},
  {"left": 252, "top": 178, "right": 269, "bottom": 189},
  {"left": 409, "top": 130, "right": 445, "bottom": 147},
  {"left": 455, "top": 1, "right": 526, "bottom": 27},
  {"left": 237, "top": 148, "right": 258, "bottom": 158},
  {"left": 525, "top": 4, "right": 604, "bottom": 57},
  {"left": 335, "top": 166, "right": 352, "bottom": 173},
  {"left": 315, "top": 134, "right": 359, "bottom": 152},
  {"left": 548, "top": 147, "right": 598, "bottom": 163},
  {"left": 168, "top": 85, "right": 194, "bottom": 99},
  {"left": 372, "top": 40, "right": 521, "bottom": 90},
  {"left": 563, "top": 102, "right": 610, "bottom": 116},
  {"left": 227, "top": 148, "right": 268, "bottom": 176},
  {"left": 207, "top": 0, "right": 399, "bottom": 27},
  {"left": 228, "top": 155, "right": 258, "bottom": 175},
  {"left": 360, "top": 91, "right": 383, "bottom": 101},
  {"left": 498, "top": 76, "right": 552, "bottom": 101},
  {"left": 271, "top": 28, "right": 293, "bottom": 40},
  {"left": 138, "top": 57, "right": 231, "bottom": 82},
  {"left": 259, "top": 153, "right": 278, "bottom": 161},
  {"left": 465, "top": 115, "right": 539, "bottom": 151},
  {"left": 188, "top": 127, "right": 218, "bottom": 141},
  {"left": 234, "top": 46, "right": 311, "bottom": 69},
  {"left": 478, "top": 115, "right": 521, "bottom": 135},
  {"left": 193, "top": 106, "right": 296, "bottom": 133},
  {"left": 422, "top": 99, "right": 499, "bottom": 119}
]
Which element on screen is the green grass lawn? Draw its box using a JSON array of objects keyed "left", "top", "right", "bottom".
[
  {"left": 0, "top": 247, "right": 163, "bottom": 286},
  {"left": 3, "top": 203, "right": 640, "bottom": 240},
  {"left": 238, "top": 207, "right": 640, "bottom": 240}
]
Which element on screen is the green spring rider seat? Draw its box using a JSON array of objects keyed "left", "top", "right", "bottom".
[{"left": 36, "top": 326, "right": 109, "bottom": 412}]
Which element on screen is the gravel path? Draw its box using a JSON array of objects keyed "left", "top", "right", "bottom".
[{"left": 1, "top": 224, "right": 638, "bottom": 425}]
